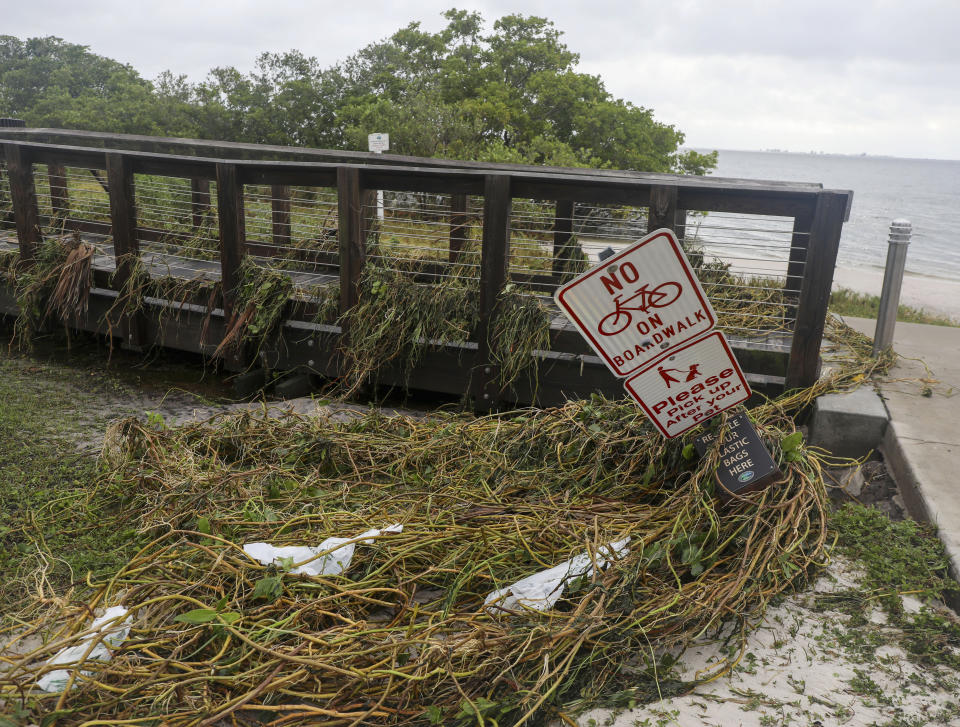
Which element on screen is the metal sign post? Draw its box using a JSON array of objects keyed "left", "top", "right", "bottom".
[{"left": 367, "top": 133, "right": 389, "bottom": 221}]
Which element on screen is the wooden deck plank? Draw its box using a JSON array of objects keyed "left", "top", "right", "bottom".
[{"left": 2, "top": 231, "right": 337, "bottom": 289}]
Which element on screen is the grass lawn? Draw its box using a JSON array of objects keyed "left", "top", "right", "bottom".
[
  {"left": 830, "top": 286, "right": 959, "bottom": 327},
  {"left": 0, "top": 345, "right": 134, "bottom": 608},
  {"left": 0, "top": 330, "right": 229, "bottom": 613}
]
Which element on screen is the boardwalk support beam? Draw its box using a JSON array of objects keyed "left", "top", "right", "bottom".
[
  {"left": 786, "top": 191, "right": 847, "bottom": 390},
  {"left": 216, "top": 162, "right": 248, "bottom": 370},
  {"left": 473, "top": 174, "right": 512, "bottom": 408}
]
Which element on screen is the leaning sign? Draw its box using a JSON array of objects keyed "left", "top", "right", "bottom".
[
  {"left": 554, "top": 228, "right": 752, "bottom": 439},
  {"left": 623, "top": 331, "right": 751, "bottom": 438},
  {"left": 554, "top": 229, "right": 716, "bottom": 377}
]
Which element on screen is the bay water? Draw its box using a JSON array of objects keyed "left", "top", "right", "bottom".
[{"left": 709, "top": 150, "right": 960, "bottom": 282}]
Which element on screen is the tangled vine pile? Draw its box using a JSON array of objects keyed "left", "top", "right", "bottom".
[{"left": 0, "top": 319, "right": 892, "bottom": 726}]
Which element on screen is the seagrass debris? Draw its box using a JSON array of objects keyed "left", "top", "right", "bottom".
[
  {"left": 4, "top": 224, "right": 798, "bottom": 397},
  {"left": 488, "top": 283, "right": 551, "bottom": 394},
  {"left": 336, "top": 261, "right": 552, "bottom": 398},
  {"left": 553, "top": 235, "right": 590, "bottom": 285},
  {"left": 213, "top": 258, "right": 293, "bottom": 360},
  {"left": 46, "top": 239, "right": 94, "bottom": 328},
  {"left": 9, "top": 233, "right": 94, "bottom": 346},
  {"left": 0, "top": 246, "right": 17, "bottom": 278},
  {"left": 337, "top": 262, "right": 479, "bottom": 396},
  {"left": 0, "top": 322, "right": 890, "bottom": 726}
]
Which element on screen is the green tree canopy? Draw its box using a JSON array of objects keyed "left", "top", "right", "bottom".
[
  {"left": 0, "top": 11, "right": 717, "bottom": 174},
  {"left": 0, "top": 35, "right": 160, "bottom": 134}
]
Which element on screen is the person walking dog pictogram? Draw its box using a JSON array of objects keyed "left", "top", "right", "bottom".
[
  {"left": 658, "top": 363, "right": 702, "bottom": 389},
  {"left": 658, "top": 366, "right": 683, "bottom": 388}
]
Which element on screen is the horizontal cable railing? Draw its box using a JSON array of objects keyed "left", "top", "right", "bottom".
[{"left": 0, "top": 136, "right": 851, "bottom": 395}]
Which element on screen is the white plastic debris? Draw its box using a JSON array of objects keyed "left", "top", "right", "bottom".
[
  {"left": 243, "top": 524, "right": 403, "bottom": 576},
  {"left": 484, "top": 537, "right": 630, "bottom": 613},
  {"left": 37, "top": 606, "right": 131, "bottom": 692}
]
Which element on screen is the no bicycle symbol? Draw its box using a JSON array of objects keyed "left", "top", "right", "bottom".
[
  {"left": 596, "top": 280, "right": 682, "bottom": 336},
  {"left": 554, "top": 229, "right": 717, "bottom": 377}
]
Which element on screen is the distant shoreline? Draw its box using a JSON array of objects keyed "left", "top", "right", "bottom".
[{"left": 693, "top": 147, "right": 960, "bottom": 165}]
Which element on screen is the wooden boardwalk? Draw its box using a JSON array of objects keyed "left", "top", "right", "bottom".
[{"left": 0, "top": 129, "right": 852, "bottom": 404}]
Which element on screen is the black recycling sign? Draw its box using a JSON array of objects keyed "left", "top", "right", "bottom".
[{"left": 694, "top": 412, "right": 781, "bottom": 497}]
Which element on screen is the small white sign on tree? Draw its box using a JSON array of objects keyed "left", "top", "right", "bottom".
[{"left": 368, "top": 133, "right": 390, "bottom": 153}]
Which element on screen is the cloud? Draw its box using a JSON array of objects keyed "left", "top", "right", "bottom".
[
  {"left": 583, "top": 49, "right": 960, "bottom": 157},
  {"left": 4, "top": 0, "right": 959, "bottom": 158}
]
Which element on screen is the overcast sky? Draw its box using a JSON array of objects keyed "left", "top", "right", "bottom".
[{"left": 5, "top": 0, "right": 959, "bottom": 159}]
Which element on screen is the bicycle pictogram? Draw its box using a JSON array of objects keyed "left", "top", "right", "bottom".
[{"left": 597, "top": 281, "right": 683, "bottom": 336}]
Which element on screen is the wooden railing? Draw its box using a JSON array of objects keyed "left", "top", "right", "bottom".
[{"left": 0, "top": 131, "right": 853, "bottom": 405}]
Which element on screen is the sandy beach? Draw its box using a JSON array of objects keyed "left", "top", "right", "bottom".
[
  {"left": 583, "top": 236, "right": 960, "bottom": 323},
  {"left": 832, "top": 266, "right": 960, "bottom": 321},
  {"left": 575, "top": 560, "right": 960, "bottom": 727}
]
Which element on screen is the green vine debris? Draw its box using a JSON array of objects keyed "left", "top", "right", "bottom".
[{"left": 0, "top": 318, "right": 894, "bottom": 726}]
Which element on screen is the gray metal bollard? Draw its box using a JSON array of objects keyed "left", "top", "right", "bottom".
[{"left": 872, "top": 219, "right": 912, "bottom": 356}]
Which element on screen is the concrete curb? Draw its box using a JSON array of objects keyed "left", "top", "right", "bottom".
[
  {"left": 881, "top": 423, "right": 960, "bottom": 612},
  {"left": 840, "top": 316, "right": 960, "bottom": 612}
]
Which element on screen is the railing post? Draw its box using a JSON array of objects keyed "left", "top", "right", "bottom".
[
  {"left": 106, "top": 153, "right": 146, "bottom": 348},
  {"left": 449, "top": 193, "right": 468, "bottom": 265},
  {"left": 473, "top": 174, "right": 512, "bottom": 407},
  {"left": 3, "top": 144, "right": 41, "bottom": 264},
  {"left": 647, "top": 185, "right": 678, "bottom": 232},
  {"left": 271, "top": 184, "right": 291, "bottom": 248},
  {"left": 216, "top": 162, "right": 247, "bottom": 369},
  {"left": 872, "top": 219, "right": 912, "bottom": 357},
  {"left": 336, "top": 167, "right": 366, "bottom": 317},
  {"left": 552, "top": 199, "right": 575, "bottom": 279},
  {"left": 785, "top": 190, "right": 848, "bottom": 389},
  {"left": 190, "top": 178, "right": 211, "bottom": 230},
  {"left": 785, "top": 208, "right": 814, "bottom": 295},
  {"left": 48, "top": 163, "right": 69, "bottom": 226},
  {"left": 674, "top": 208, "right": 687, "bottom": 242}
]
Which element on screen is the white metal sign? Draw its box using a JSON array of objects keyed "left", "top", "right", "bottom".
[
  {"left": 368, "top": 133, "right": 390, "bottom": 153},
  {"left": 623, "top": 331, "right": 751, "bottom": 439},
  {"left": 554, "top": 229, "right": 717, "bottom": 377}
]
